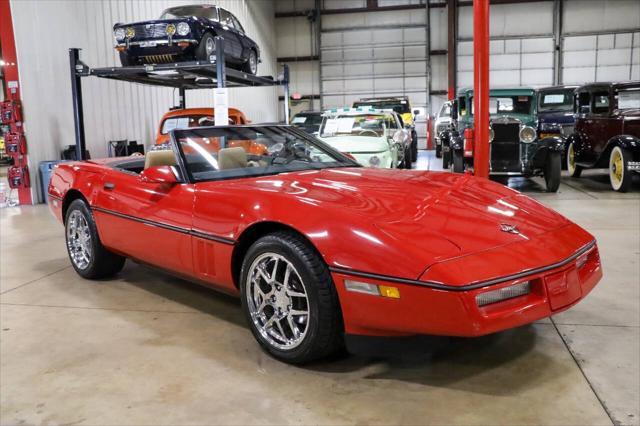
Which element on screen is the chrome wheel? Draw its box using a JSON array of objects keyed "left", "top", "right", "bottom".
[
  {"left": 245, "top": 252, "right": 309, "bottom": 351},
  {"left": 66, "top": 210, "right": 92, "bottom": 270},
  {"left": 249, "top": 51, "right": 257, "bottom": 74},
  {"left": 205, "top": 37, "right": 215, "bottom": 57}
]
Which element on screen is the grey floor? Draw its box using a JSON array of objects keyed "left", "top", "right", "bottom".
[{"left": 1, "top": 151, "right": 639, "bottom": 425}]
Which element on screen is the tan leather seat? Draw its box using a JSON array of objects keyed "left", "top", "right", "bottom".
[
  {"left": 218, "top": 147, "right": 247, "bottom": 170},
  {"left": 144, "top": 150, "right": 177, "bottom": 170}
]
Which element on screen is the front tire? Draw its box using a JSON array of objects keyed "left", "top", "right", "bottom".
[
  {"left": 609, "top": 146, "right": 632, "bottom": 192},
  {"left": 65, "top": 199, "right": 125, "bottom": 279},
  {"left": 196, "top": 33, "right": 216, "bottom": 62},
  {"left": 411, "top": 130, "right": 418, "bottom": 162},
  {"left": 403, "top": 146, "right": 412, "bottom": 169},
  {"left": 544, "top": 151, "right": 562, "bottom": 192},
  {"left": 240, "top": 232, "right": 343, "bottom": 364},
  {"left": 567, "top": 142, "right": 583, "bottom": 178},
  {"left": 452, "top": 150, "right": 464, "bottom": 173}
]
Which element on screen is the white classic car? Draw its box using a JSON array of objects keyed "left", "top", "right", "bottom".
[
  {"left": 318, "top": 108, "right": 412, "bottom": 169},
  {"left": 434, "top": 100, "right": 454, "bottom": 159}
]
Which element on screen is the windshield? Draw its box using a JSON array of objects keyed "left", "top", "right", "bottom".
[
  {"left": 161, "top": 5, "right": 218, "bottom": 20},
  {"left": 291, "top": 114, "right": 323, "bottom": 127},
  {"left": 470, "top": 95, "right": 533, "bottom": 116},
  {"left": 319, "top": 114, "right": 397, "bottom": 138},
  {"left": 161, "top": 114, "right": 239, "bottom": 134},
  {"left": 618, "top": 89, "right": 640, "bottom": 110},
  {"left": 353, "top": 100, "right": 410, "bottom": 114},
  {"left": 539, "top": 89, "right": 574, "bottom": 112},
  {"left": 173, "top": 126, "right": 357, "bottom": 182},
  {"left": 439, "top": 103, "right": 452, "bottom": 117}
]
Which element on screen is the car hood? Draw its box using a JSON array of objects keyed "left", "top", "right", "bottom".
[
  {"left": 539, "top": 110, "right": 575, "bottom": 124},
  {"left": 216, "top": 168, "right": 571, "bottom": 280},
  {"left": 114, "top": 17, "right": 197, "bottom": 29},
  {"left": 319, "top": 136, "right": 390, "bottom": 153}
]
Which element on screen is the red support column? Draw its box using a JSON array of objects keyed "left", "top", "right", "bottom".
[
  {"left": 1, "top": 0, "right": 32, "bottom": 204},
  {"left": 473, "top": 0, "right": 490, "bottom": 179}
]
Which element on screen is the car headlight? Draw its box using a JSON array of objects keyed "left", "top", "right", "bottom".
[
  {"left": 369, "top": 156, "right": 381, "bottom": 167},
  {"left": 114, "top": 28, "right": 126, "bottom": 41},
  {"left": 519, "top": 126, "right": 536, "bottom": 143},
  {"left": 166, "top": 23, "right": 176, "bottom": 36},
  {"left": 125, "top": 27, "right": 135, "bottom": 39},
  {"left": 489, "top": 128, "right": 495, "bottom": 143},
  {"left": 176, "top": 22, "right": 190, "bottom": 36}
]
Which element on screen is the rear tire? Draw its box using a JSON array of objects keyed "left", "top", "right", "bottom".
[
  {"left": 240, "top": 231, "right": 343, "bottom": 364},
  {"left": 452, "top": 150, "right": 464, "bottom": 173},
  {"left": 442, "top": 148, "right": 450, "bottom": 169},
  {"left": 544, "top": 151, "right": 562, "bottom": 192},
  {"left": 65, "top": 199, "right": 125, "bottom": 279},
  {"left": 411, "top": 130, "right": 418, "bottom": 162},
  {"left": 404, "top": 146, "right": 413, "bottom": 169},
  {"left": 567, "top": 142, "right": 583, "bottom": 178},
  {"left": 609, "top": 145, "right": 632, "bottom": 192},
  {"left": 242, "top": 49, "right": 258, "bottom": 75}
]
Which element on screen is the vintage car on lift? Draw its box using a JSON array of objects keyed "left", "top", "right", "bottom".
[
  {"left": 434, "top": 100, "right": 454, "bottom": 158},
  {"left": 113, "top": 4, "right": 260, "bottom": 74},
  {"left": 442, "top": 87, "right": 563, "bottom": 192},
  {"left": 318, "top": 108, "right": 412, "bottom": 169},
  {"left": 566, "top": 82, "right": 640, "bottom": 192},
  {"left": 352, "top": 97, "right": 419, "bottom": 162},
  {"left": 537, "top": 85, "right": 578, "bottom": 167},
  {"left": 49, "top": 124, "right": 602, "bottom": 364}
]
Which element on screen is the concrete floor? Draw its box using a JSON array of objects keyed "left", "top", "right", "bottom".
[{"left": 1, "top": 151, "right": 639, "bottom": 425}]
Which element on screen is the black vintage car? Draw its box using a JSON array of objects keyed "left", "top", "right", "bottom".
[
  {"left": 566, "top": 82, "right": 640, "bottom": 192},
  {"left": 113, "top": 5, "right": 260, "bottom": 74},
  {"left": 537, "top": 85, "right": 578, "bottom": 168}
]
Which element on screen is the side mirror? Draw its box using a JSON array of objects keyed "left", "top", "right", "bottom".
[
  {"left": 140, "top": 165, "right": 178, "bottom": 184},
  {"left": 413, "top": 109, "right": 421, "bottom": 116}
]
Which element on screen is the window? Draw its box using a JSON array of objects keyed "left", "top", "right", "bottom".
[
  {"left": 470, "top": 96, "right": 532, "bottom": 115},
  {"left": 577, "top": 92, "right": 591, "bottom": 114},
  {"left": 592, "top": 92, "right": 610, "bottom": 114},
  {"left": 231, "top": 15, "right": 245, "bottom": 33},
  {"left": 539, "top": 90, "right": 574, "bottom": 112},
  {"left": 219, "top": 9, "right": 234, "bottom": 27},
  {"left": 161, "top": 5, "right": 218, "bottom": 21},
  {"left": 618, "top": 89, "right": 640, "bottom": 109},
  {"left": 458, "top": 97, "right": 467, "bottom": 116},
  {"left": 161, "top": 114, "right": 239, "bottom": 134},
  {"left": 439, "top": 103, "right": 451, "bottom": 118},
  {"left": 320, "top": 114, "right": 398, "bottom": 138},
  {"left": 174, "top": 126, "right": 355, "bottom": 182}
]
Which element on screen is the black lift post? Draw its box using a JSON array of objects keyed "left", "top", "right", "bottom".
[{"left": 68, "top": 44, "right": 290, "bottom": 158}]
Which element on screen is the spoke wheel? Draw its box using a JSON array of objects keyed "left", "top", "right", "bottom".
[
  {"left": 245, "top": 253, "right": 309, "bottom": 350},
  {"left": 66, "top": 210, "right": 93, "bottom": 270}
]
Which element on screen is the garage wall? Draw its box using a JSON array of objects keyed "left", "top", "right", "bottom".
[{"left": 10, "top": 0, "right": 279, "bottom": 202}]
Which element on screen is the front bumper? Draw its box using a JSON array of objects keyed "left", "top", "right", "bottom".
[
  {"left": 331, "top": 241, "right": 601, "bottom": 338},
  {"left": 116, "top": 38, "right": 198, "bottom": 57}
]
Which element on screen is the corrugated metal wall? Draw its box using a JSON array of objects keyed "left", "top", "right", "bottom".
[{"left": 10, "top": 0, "right": 278, "bottom": 202}]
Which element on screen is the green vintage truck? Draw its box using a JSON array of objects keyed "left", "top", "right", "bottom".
[{"left": 440, "top": 87, "right": 564, "bottom": 192}]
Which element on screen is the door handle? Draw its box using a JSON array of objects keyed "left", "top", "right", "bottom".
[{"left": 104, "top": 182, "right": 115, "bottom": 191}]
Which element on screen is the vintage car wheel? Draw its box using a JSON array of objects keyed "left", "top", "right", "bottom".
[
  {"left": 442, "top": 149, "right": 450, "bottom": 169},
  {"left": 452, "top": 150, "right": 464, "bottom": 173},
  {"left": 404, "top": 146, "right": 413, "bottom": 169},
  {"left": 196, "top": 33, "right": 216, "bottom": 61},
  {"left": 609, "top": 146, "right": 632, "bottom": 192},
  {"left": 65, "top": 199, "right": 125, "bottom": 279},
  {"left": 118, "top": 51, "right": 136, "bottom": 67},
  {"left": 544, "top": 151, "right": 562, "bottom": 192},
  {"left": 567, "top": 142, "right": 583, "bottom": 178},
  {"left": 240, "top": 231, "right": 343, "bottom": 364},
  {"left": 242, "top": 49, "right": 258, "bottom": 75},
  {"left": 411, "top": 130, "right": 418, "bottom": 162}
]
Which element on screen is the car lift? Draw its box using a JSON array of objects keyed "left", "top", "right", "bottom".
[{"left": 68, "top": 37, "right": 290, "bottom": 161}]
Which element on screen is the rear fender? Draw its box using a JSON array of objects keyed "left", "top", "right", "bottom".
[{"left": 595, "top": 135, "right": 640, "bottom": 168}]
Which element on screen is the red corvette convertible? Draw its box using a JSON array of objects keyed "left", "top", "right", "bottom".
[{"left": 48, "top": 125, "right": 602, "bottom": 363}]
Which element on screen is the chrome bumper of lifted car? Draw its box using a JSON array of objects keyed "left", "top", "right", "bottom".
[
  {"left": 115, "top": 39, "right": 198, "bottom": 48},
  {"left": 628, "top": 161, "right": 640, "bottom": 171}
]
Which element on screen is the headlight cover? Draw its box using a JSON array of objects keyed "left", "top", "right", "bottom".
[
  {"left": 114, "top": 28, "right": 126, "bottom": 41},
  {"left": 369, "top": 155, "right": 381, "bottom": 167},
  {"left": 176, "top": 22, "right": 190, "bottom": 36},
  {"left": 519, "top": 126, "right": 536, "bottom": 143}
]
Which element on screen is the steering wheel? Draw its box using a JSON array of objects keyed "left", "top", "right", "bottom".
[{"left": 359, "top": 130, "right": 379, "bottom": 137}]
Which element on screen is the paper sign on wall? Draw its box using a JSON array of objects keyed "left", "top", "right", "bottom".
[{"left": 214, "top": 88, "right": 229, "bottom": 126}]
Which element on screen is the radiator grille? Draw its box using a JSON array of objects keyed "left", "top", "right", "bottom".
[
  {"left": 491, "top": 122, "right": 520, "bottom": 172},
  {"left": 133, "top": 23, "right": 168, "bottom": 39}
]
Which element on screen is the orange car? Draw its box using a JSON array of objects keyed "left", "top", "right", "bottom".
[{"left": 155, "top": 108, "right": 267, "bottom": 156}]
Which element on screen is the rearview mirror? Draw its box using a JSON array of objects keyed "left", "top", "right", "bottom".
[{"left": 140, "top": 165, "right": 178, "bottom": 184}]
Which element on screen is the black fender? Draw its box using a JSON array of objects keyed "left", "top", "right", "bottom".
[
  {"left": 532, "top": 136, "right": 565, "bottom": 169},
  {"left": 595, "top": 135, "right": 640, "bottom": 168}
]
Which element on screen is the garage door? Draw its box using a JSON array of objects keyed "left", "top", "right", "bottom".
[{"left": 320, "top": 8, "right": 429, "bottom": 142}]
